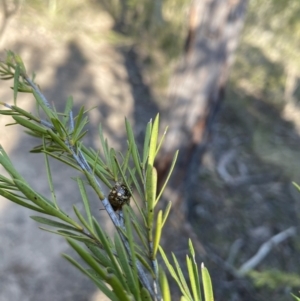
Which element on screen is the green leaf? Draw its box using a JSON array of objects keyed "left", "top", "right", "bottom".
[
  {"left": 46, "top": 129, "right": 70, "bottom": 152},
  {"left": 161, "top": 201, "right": 172, "bottom": 228},
  {"left": 121, "top": 145, "right": 131, "bottom": 175},
  {"left": 292, "top": 182, "right": 300, "bottom": 192},
  {"left": 77, "top": 178, "right": 94, "bottom": 231},
  {"left": 62, "top": 254, "right": 119, "bottom": 301},
  {"left": 172, "top": 253, "right": 193, "bottom": 300},
  {"left": 30, "top": 216, "right": 80, "bottom": 232},
  {"left": 153, "top": 210, "right": 163, "bottom": 258},
  {"left": 159, "top": 267, "right": 171, "bottom": 301},
  {"left": 114, "top": 233, "right": 140, "bottom": 300},
  {"left": 187, "top": 256, "right": 201, "bottom": 301},
  {"left": 109, "top": 148, "right": 118, "bottom": 180},
  {"left": 93, "top": 218, "right": 126, "bottom": 287},
  {"left": 140, "top": 287, "right": 152, "bottom": 301},
  {"left": 14, "top": 54, "right": 27, "bottom": 75},
  {"left": 39, "top": 151, "right": 82, "bottom": 171},
  {"left": 62, "top": 96, "right": 74, "bottom": 127},
  {"left": 106, "top": 274, "right": 133, "bottom": 301},
  {"left": 155, "top": 150, "right": 178, "bottom": 205},
  {"left": 73, "top": 205, "right": 96, "bottom": 237},
  {"left": 32, "top": 89, "right": 55, "bottom": 120},
  {"left": 39, "top": 227, "right": 92, "bottom": 243},
  {"left": 155, "top": 126, "right": 168, "bottom": 157},
  {"left": 125, "top": 118, "right": 143, "bottom": 181},
  {"left": 12, "top": 116, "right": 48, "bottom": 135},
  {"left": 189, "top": 240, "right": 201, "bottom": 301},
  {"left": 201, "top": 263, "right": 214, "bottom": 301},
  {"left": 142, "top": 121, "right": 151, "bottom": 168},
  {"left": 159, "top": 246, "right": 184, "bottom": 292},
  {"left": 14, "top": 179, "right": 82, "bottom": 229},
  {"left": 148, "top": 114, "right": 159, "bottom": 166},
  {"left": 10, "top": 105, "right": 40, "bottom": 122},
  {"left": 123, "top": 206, "right": 139, "bottom": 284},
  {"left": 13, "top": 63, "right": 20, "bottom": 105},
  {"left": 87, "top": 243, "right": 112, "bottom": 269},
  {"left": 0, "top": 189, "right": 47, "bottom": 214},
  {"left": 291, "top": 293, "right": 300, "bottom": 301},
  {"left": 43, "top": 145, "right": 58, "bottom": 208}
]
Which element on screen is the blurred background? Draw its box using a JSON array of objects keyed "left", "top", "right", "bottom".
[{"left": 0, "top": 0, "right": 300, "bottom": 300}]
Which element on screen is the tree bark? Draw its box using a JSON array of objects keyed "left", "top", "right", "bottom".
[{"left": 157, "top": 0, "right": 248, "bottom": 212}]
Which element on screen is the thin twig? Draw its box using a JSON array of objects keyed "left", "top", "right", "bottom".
[{"left": 238, "top": 227, "right": 296, "bottom": 275}]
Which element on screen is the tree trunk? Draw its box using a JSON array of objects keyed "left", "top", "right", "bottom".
[{"left": 157, "top": 0, "right": 248, "bottom": 212}]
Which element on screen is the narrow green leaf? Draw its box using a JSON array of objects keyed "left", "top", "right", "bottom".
[
  {"left": 159, "top": 267, "right": 171, "bottom": 301},
  {"left": 135, "top": 253, "right": 154, "bottom": 276},
  {"left": 121, "top": 145, "right": 131, "bottom": 175},
  {"left": 77, "top": 178, "right": 94, "bottom": 231},
  {"left": 146, "top": 166, "right": 157, "bottom": 210},
  {"left": 292, "top": 182, "right": 300, "bottom": 192},
  {"left": 142, "top": 121, "right": 152, "bottom": 168},
  {"left": 131, "top": 218, "right": 149, "bottom": 251},
  {"left": 0, "top": 189, "right": 47, "bottom": 214},
  {"left": 128, "top": 167, "right": 143, "bottom": 202},
  {"left": 62, "top": 96, "right": 74, "bottom": 127},
  {"left": 51, "top": 117, "right": 65, "bottom": 138},
  {"left": 189, "top": 240, "right": 201, "bottom": 301},
  {"left": 72, "top": 116, "right": 89, "bottom": 143},
  {"left": 0, "top": 110, "right": 19, "bottom": 115},
  {"left": 146, "top": 166, "right": 157, "bottom": 240},
  {"left": 46, "top": 129, "right": 70, "bottom": 152},
  {"left": 123, "top": 206, "right": 139, "bottom": 284},
  {"left": 32, "top": 89, "right": 55, "bottom": 120},
  {"left": 155, "top": 150, "right": 178, "bottom": 205},
  {"left": 31, "top": 216, "right": 80, "bottom": 232},
  {"left": 291, "top": 294, "right": 300, "bottom": 301},
  {"left": 87, "top": 243, "right": 112, "bottom": 269},
  {"left": 43, "top": 145, "right": 58, "bottom": 208},
  {"left": 161, "top": 201, "right": 172, "bottom": 228},
  {"left": 109, "top": 148, "right": 118, "bottom": 180},
  {"left": 14, "top": 54, "right": 27, "bottom": 75},
  {"left": 106, "top": 274, "right": 132, "bottom": 301},
  {"left": 13, "top": 64, "right": 20, "bottom": 105},
  {"left": 159, "top": 246, "right": 184, "bottom": 291},
  {"left": 140, "top": 287, "right": 152, "bottom": 301},
  {"left": 201, "top": 263, "right": 214, "bottom": 301},
  {"left": 0, "top": 146, "right": 25, "bottom": 181},
  {"left": 40, "top": 227, "right": 92, "bottom": 243},
  {"left": 114, "top": 233, "right": 140, "bottom": 299},
  {"left": 66, "top": 238, "right": 108, "bottom": 279},
  {"left": 40, "top": 151, "right": 82, "bottom": 171},
  {"left": 83, "top": 170, "right": 105, "bottom": 200},
  {"left": 73, "top": 205, "right": 96, "bottom": 237},
  {"left": 153, "top": 210, "right": 163, "bottom": 258},
  {"left": 98, "top": 124, "right": 110, "bottom": 166},
  {"left": 14, "top": 179, "right": 82, "bottom": 229},
  {"left": 148, "top": 114, "right": 159, "bottom": 166},
  {"left": 172, "top": 253, "right": 193, "bottom": 300},
  {"left": 12, "top": 116, "right": 48, "bottom": 135},
  {"left": 92, "top": 218, "right": 126, "bottom": 287},
  {"left": 73, "top": 130, "right": 88, "bottom": 144},
  {"left": 125, "top": 118, "right": 143, "bottom": 181},
  {"left": 57, "top": 230, "right": 93, "bottom": 243},
  {"left": 10, "top": 105, "right": 40, "bottom": 122},
  {"left": 62, "top": 254, "right": 118, "bottom": 301},
  {"left": 155, "top": 126, "right": 168, "bottom": 157},
  {"left": 187, "top": 256, "right": 201, "bottom": 301},
  {"left": 73, "top": 106, "right": 85, "bottom": 134}
]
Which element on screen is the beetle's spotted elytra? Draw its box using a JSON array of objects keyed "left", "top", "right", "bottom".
[{"left": 108, "top": 182, "right": 131, "bottom": 211}]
